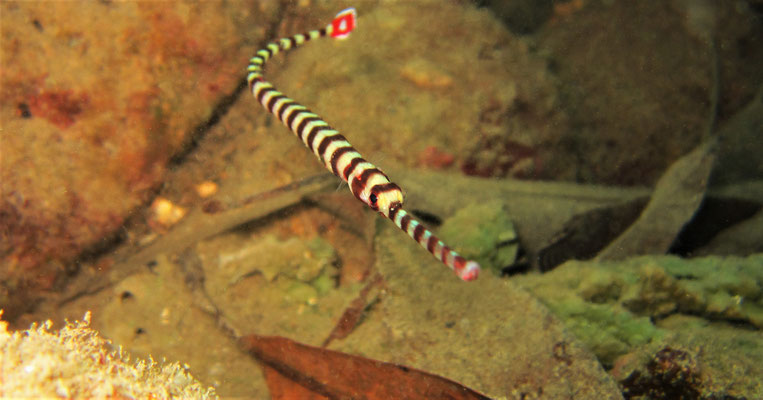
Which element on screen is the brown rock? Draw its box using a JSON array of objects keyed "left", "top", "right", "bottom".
[
  {"left": 0, "top": 0, "right": 269, "bottom": 318},
  {"left": 538, "top": 1, "right": 762, "bottom": 185},
  {"left": 332, "top": 220, "right": 624, "bottom": 399}
]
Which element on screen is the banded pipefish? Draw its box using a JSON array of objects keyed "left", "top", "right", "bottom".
[{"left": 247, "top": 8, "right": 480, "bottom": 281}]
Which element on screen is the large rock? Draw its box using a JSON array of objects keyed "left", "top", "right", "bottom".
[
  {"left": 538, "top": 1, "right": 762, "bottom": 185},
  {"left": 330, "top": 221, "right": 624, "bottom": 399},
  {"left": 0, "top": 1, "right": 271, "bottom": 318}
]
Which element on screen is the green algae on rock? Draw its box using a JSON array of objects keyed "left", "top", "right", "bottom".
[
  {"left": 513, "top": 254, "right": 763, "bottom": 366},
  {"left": 438, "top": 201, "right": 519, "bottom": 275}
]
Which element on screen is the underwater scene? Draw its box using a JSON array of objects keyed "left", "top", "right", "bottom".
[{"left": 1, "top": 0, "right": 761, "bottom": 398}]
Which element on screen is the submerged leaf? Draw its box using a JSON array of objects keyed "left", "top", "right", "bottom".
[{"left": 240, "top": 334, "right": 491, "bottom": 400}]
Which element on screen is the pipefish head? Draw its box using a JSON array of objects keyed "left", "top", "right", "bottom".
[
  {"left": 359, "top": 181, "right": 404, "bottom": 217},
  {"left": 369, "top": 184, "right": 404, "bottom": 218},
  {"left": 350, "top": 166, "right": 404, "bottom": 217}
]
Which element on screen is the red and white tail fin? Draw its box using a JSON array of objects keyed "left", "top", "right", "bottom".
[{"left": 330, "top": 7, "right": 357, "bottom": 39}]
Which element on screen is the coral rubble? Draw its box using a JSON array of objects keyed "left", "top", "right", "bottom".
[{"left": 0, "top": 312, "right": 216, "bottom": 399}]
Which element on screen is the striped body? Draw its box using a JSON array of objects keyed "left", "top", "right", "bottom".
[{"left": 246, "top": 8, "right": 480, "bottom": 281}]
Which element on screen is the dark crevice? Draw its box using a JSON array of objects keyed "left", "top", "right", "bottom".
[
  {"left": 168, "top": 78, "right": 248, "bottom": 167},
  {"left": 169, "top": 1, "right": 291, "bottom": 167},
  {"left": 651, "top": 310, "right": 759, "bottom": 331},
  {"left": 669, "top": 196, "right": 762, "bottom": 256},
  {"left": 536, "top": 198, "right": 649, "bottom": 272}
]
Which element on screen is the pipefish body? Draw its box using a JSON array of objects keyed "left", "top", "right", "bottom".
[{"left": 246, "top": 8, "right": 480, "bottom": 281}]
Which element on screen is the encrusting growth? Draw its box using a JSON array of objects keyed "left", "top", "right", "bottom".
[
  {"left": 246, "top": 8, "right": 479, "bottom": 281},
  {"left": 0, "top": 311, "right": 216, "bottom": 398}
]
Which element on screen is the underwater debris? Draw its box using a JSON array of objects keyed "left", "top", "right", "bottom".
[
  {"left": 611, "top": 314, "right": 763, "bottom": 399},
  {"left": 620, "top": 347, "right": 702, "bottom": 399},
  {"left": 149, "top": 197, "right": 188, "bottom": 230},
  {"left": 195, "top": 181, "right": 218, "bottom": 198},
  {"left": 240, "top": 334, "right": 491, "bottom": 399}
]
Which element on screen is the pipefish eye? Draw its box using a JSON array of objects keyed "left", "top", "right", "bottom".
[{"left": 369, "top": 193, "right": 378, "bottom": 205}]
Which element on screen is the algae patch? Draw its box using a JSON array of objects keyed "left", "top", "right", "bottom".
[
  {"left": 439, "top": 200, "right": 519, "bottom": 274},
  {"left": 514, "top": 254, "right": 763, "bottom": 365}
]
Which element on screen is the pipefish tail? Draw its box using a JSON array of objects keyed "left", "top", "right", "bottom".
[{"left": 246, "top": 8, "right": 480, "bottom": 281}]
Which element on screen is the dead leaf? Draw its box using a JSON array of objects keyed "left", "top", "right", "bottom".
[{"left": 240, "top": 334, "right": 492, "bottom": 400}]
